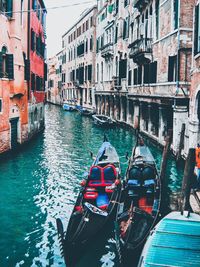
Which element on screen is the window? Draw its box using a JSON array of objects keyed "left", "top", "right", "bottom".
[
  {"left": 168, "top": 56, "right": 177, "bottom": 82},
  {"left": 119, "top": 59, "right": 127, "bottom": 79},
  {"left": 31, "top": 73, "right": 35, "bottom": 91},
  {"left": 0, "top": 0, "right": 13, "bottom": 17},
  {"left": 0, "top": 46, "right": 14, "bottom": 79},
  {"left": 32, "top": 0, "right": 37, "bottom": 10},
  {"left": 77, "top": 43, "right": 84, "bottom": 56},
  {"left": 194, "top": 4, "right": 200, "bottom": 55},
  {"left": 155, "top": 0, "right": 160, "bottom": 39},
  {"left": 128, "top": 70, "right": 132, "bottom": 86},
  {"left": 88, "top": 65, "right": 92, "bottom": 81},
  {"left": 0, "top": 99, "right": 2, "bottom": 112},
  {"left": 31, "top": 30, "right": 35, "bottom": 51},
  {"left": 90, "top": 37, "right": 93, "bottom": 51},
  {"left": 173, "top": 0, "right": 179, "bottom": 30},
  {"left": 115, "top": 26, "right": 118, "bottom": 43}
]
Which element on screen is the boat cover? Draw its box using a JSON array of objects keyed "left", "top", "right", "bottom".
[
  {"left": 142, "top": 212, "right": 200, "bottom": 266},
  {"left": 94, "top": 142, "right": 119, "bottom": 165},
  {"left": 134, "top": 146, "right": 155, "bottom": 164}
]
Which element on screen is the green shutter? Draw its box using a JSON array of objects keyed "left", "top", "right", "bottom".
[
  {"left": 0, "top": 52, "right": 3, "bottom": 78},
  {"left": 25, "top": 59, "right": 30, "bottom": 81},
  {"left": 6, "top": 0, "right": 13, "bottom": 18},
  {"left": 6, "top": 54, "right": 14, "bottom": 79}
]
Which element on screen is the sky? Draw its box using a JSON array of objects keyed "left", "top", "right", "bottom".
[{"left": 45, "top": 0, "right": 96, "bottom": 58}]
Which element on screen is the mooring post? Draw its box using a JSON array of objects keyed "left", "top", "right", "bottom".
[
  {"left": 176, "top": 123, "right": 185, "bottom": 162},
  {"left": 180, "top": 148, "right": 196, "bottom": 212},
  {"left": 160, "top": 129, "right": 173, "bottom": 182}
]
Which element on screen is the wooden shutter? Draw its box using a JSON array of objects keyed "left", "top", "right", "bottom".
[
  {"left": 194, "top": 5, "right": 199, "bottom": 55},
  {"left": 6, "top": 0, "right": 13, "bottom": 18},
  {"left": 88, "top": 65, "right": 92, "bottom": 81},
  {"left": 44, "top": 63, "right": 47, "bottom": 81},
  {"left": 119, "top": 59, "right": 127, "bottom": 79},
  {"left": 25, "top": 59, "right": 30, "bottom": 81},
  {"left": 0, "top": 52, "right": 3, "bottom": 78},
  {"left": 6, "top": 54, "right": 14, "bottom": 79}
]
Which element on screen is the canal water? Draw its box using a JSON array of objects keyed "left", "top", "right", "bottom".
[{"left": 0, "top": 104, "right": 183, "bottom": 267}]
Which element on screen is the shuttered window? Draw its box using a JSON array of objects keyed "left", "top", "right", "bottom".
[
  {"left": 0, "top": 49, "right": 14, "bottom": 79},
  {"left": 173, "top": 0, "right": 179, "bottom": 30},
  {"left": 0, "top": 99, "right": 2, "bottom": 112},
  {"left": 149, "top": 61, "right": 157, "bottom": 83},
  {"left": 194, "top": 4, "right": 200, "bottom": 55},
  {"left": 119, "top": 59, "right": 127, "bottom": 79},
  {"left": 31, "top": 30, "right": 35, "bottom": 51},
  {"left": 88, "top": 65, "right": 92, "bottom": 81},
  {"left": 168, "top": 56, "right": 177, "bottom": 82},
  {"left": 31, "top": 73, "right": 35, "bottom": 91},
  {"left": 25, "top": 59, "right": 30, "bottom": 81},
  {"left": 44, "top": 63, "right": 47, "bottom": 81},
  {"left": 0, "top": 0, "right": 13, "bottom": 17},
  {"left": 128, "top": 70, "right": 132, "bottom": 86}
]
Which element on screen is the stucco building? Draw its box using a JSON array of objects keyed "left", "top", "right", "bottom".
[
  {"left": 189, "top": 0, "right": 200, "bottom": 148},
  {"left": 0, "top": 0, "right": 47, "bottom": 154},
  {"left": 95, "top": 0, "right": 195, "bottom": 158},
  {"left": 61, "top": 5, "right": 97, "bottom": 111}
]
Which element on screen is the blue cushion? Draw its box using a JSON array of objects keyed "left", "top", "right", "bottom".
[
  {"left": 104, "top": 166, "right": 116, "bottom": 181},
  {"left": 128, "top": 179, "right": 140, "bottom": 187},
  {"left": 144, "top": 179, "right": 155, "bottom": 186},
  {"left": 90, "top": 167, "right": 101, "bottom": 180},
  {"left": 96, "top": 193, "right": 109, "bottom": 207}
]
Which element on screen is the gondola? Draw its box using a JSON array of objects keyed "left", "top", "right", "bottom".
[
  {"left": 92, "top": 114, "right": 115, "bottom": 126},
  {"left": 78, "top": 107, "right": 95, "bottom": 117},
  {"left": 56, "top": 136, "right": 121, "bottom": 267},
  {"left": 115, "top": 137, "right": 161, "bottom": 264}
]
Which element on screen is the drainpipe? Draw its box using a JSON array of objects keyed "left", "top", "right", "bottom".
[{"left": 27, "top": 0, "right": 30, "bottom": 101}]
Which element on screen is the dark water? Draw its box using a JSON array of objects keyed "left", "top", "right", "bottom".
[{"left": 0, "top": 104, "right": 183, "bottom": 267}]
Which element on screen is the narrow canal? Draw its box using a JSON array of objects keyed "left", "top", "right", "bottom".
[{"left": 0, "top": 104, "right": 184, "bottom": 267}]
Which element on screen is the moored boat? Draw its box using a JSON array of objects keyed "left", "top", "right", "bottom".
[
  {"left": 138, "top": 211, "right": 200, "bottom": 267},
  {"left": 115, "top": 137, "right": 161, "bottom": 264},
  {"left": 63, "top": 100, "right": 76, "bottom": 111},
  {"left": 78, "top": 107, "right": 96, "bottom": 116},
  {"left": 92, "top": 114, "right": 115, "bottom": 126},
  {"left": 56, "top": 137, "right": 121, "bottom": 266}
]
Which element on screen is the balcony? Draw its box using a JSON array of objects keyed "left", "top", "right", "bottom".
[
  {"left": 100, "top": 43, "right": 114, "bottom": 58},
  {"left": 129, "top": 38, "right": 152, "bottom": 64},
  {"left": 133, "top": 0, "right": 151, "bottom": 11}
]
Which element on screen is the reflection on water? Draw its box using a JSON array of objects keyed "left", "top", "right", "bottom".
[{"left": 0, "top": 104, "right": 183, "bottom": 267}]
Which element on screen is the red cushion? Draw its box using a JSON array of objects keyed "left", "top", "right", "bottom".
[
  {"left": 98, "top": 204, "right": 108, "bottom": 210},
  {"left": 84, "top": 191, "right": 98, "bottom": 199}
]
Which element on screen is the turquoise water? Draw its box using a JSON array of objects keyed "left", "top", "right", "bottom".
[{"left": 0, "top": 104, "right": 183, "bottom": 267}]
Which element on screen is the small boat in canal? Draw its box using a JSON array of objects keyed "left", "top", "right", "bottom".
[
  {"left": 63, "top": 100, "right": 76, "bottom": 111},
  {"left": 138, "top": 211, "right": 200, "bottom": 267},
  {"left": 56, "top": 136, "right": 121, "bottom": 266},
  {"left": 78, "top": 107, "right": 96, "bottom": 117},
  {"left": 92, "top": 114, "right": 115, "bottom": 126},
  {"left": 115, "top": 137, "right": 161, "bottom": 264}
]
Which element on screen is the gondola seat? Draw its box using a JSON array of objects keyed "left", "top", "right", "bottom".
[
  {"left": 96, "top": 193, "right": 109, "bottom": 209},
  {"left": 144, "top": 179, "right": 155, "bottom": 194},
  {"left": 84, "top": 187, "right": 98, "bottom": 199}
]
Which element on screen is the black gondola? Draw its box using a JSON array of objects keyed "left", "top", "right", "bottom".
[
  {"left": 78, "top": 107, "right": 95, "bottom": 117},
  {"left": 56, "top": 137, "right": 121, "bottom": 266},
  {"left": 114, "top": 137, "right": 161, "bottom": 265},
  {"left": 92, "top": 114, "right": 115, "bottom": 126}
]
